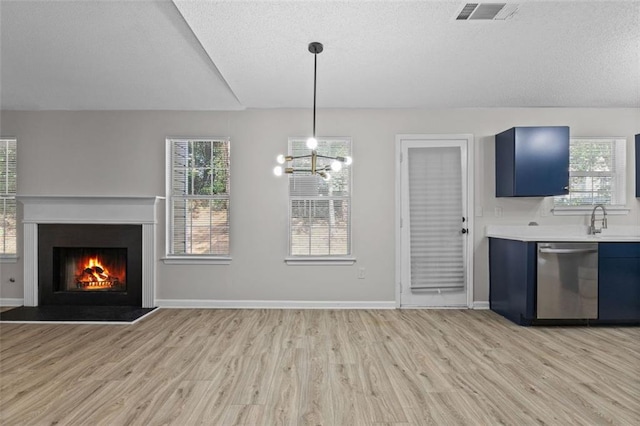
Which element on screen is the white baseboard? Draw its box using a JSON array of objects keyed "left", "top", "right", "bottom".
[
  {"left": 156, "top": 299, "right": 396, "bottom": 309},
  {"left": 0, "top": 298, "right": 24, "bottom": 307},
  {"left": 472, "top": 301, "right": 490, "bottom": 310},
  {"left": 1, "top": 298, "right": 489, "bottom": 310}
]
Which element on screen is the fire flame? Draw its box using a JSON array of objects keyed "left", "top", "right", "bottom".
[
  {"left": 85, "top": 257, "right": 110, "bottom": 281},
  {"left": 75, "top": 256, "right": 123, "bottom": 290}
]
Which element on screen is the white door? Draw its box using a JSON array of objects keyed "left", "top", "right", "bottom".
[{"left": 397, "top": 135, "right": 473, "bottom": 308}]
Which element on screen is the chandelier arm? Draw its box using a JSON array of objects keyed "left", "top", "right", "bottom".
[
  {"left": 315, "top": 154, "right": 342, "bottom": 160},
  {"left": 289, "top": 154, "right": 313, "bottom": 160}
]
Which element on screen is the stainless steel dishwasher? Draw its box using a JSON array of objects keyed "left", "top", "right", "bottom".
[{"left": 537, "top": 243, "right": 598, "bottom": 319}]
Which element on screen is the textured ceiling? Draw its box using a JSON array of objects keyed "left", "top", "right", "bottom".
[
  {"left": 0, "top": 0, "right": 242, "bottom": 110},
  {"left": 1, "top": 0, "right": 639, "bottom": 110}
]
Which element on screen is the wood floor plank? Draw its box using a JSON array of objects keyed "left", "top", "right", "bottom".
[{"left": 1, "top": 308, "right": 639, "bottom": 425}]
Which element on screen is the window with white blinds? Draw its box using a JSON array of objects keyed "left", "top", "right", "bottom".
[
  {"left": 408, "top": 146, "right": 464, "bottom": 291},
  {"left": 554, "top": 138, "right": 626, "bottom": 208},
  {"left": 0, "top": 138, "right": 17, "bottom": 256},
  {"left": 288, "top": 137, "right": 351, "bottom": 257},
  {"left": 167, "top": 138, "right": 230, "bottom": 257}
]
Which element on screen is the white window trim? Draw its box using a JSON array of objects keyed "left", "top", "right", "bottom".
[
  {"left": 164, "top": 137, "right": 232, "bottom": 263},
  {"left": 286, "top": 136, "right": 355, "bottom": 263},
  {"left": 0, "top": 254, "right": 18, "bottom": 263},
  {"left": 162, "top": 256, "right": 231, "bottom": 265},
  {"left": 285, "top": 257, "right": 357, "bottom": 266},
  {"left": 552, "top": 136, "right": 628, "bottom": 216},
  {"left": 551, "top": 207, "right": 630, "bottom": 216}
]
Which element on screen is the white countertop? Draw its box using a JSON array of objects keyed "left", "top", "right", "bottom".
[{"left": 486, "top": 225, "right": 640, "bottom": 242}]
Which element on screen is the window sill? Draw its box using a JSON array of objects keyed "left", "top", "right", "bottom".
[
  {"left": 162, "top": 256, "right": 232, "bottom": 265},
  {"left": 552, "top": 206, "right": 630, "bottom": 216},
  {"left": 0, "top": 255, "right": 18, "bottom": 264},
  {"left": 285, "top": 257, "right": 356, "bottom": 266}
]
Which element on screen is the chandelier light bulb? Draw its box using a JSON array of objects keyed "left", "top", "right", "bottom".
[
  {"left": 331, "top": 160, "right": 343, "bottom": 172},
  {"left": 306, "top": 137, "right": 318, "bottom": 150},
  {"left": 273, "top": 166, "right": 283, "bottom": 176},
  {"left": 323, "top": 172, "right": 332, "bottom": 181},
  {"left": 344, "top": 156, "right": 353, "bottom": 166},
  {"left": 276, "top": 154, "right": 286, "bottom": 164}
]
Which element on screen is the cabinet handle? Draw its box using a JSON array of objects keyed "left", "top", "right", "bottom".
[{"left": 563, "top": 186, "right": 569, "bottom": 190}]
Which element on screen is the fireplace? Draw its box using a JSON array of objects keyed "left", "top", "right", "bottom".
[
  {"left": 39, "top": 224, "right": 142, "bottom": 306},
  {"left": 18, "top": 196, "right": 161, "bottom": 308}
]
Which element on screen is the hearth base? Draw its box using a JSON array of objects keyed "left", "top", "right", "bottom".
[{"left": 0, "top": 305, "right": 157, "bottom": 324}]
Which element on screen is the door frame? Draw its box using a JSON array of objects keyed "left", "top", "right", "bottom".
[{"left": 395, "top": 134, "right": 475, "bottom": 308}]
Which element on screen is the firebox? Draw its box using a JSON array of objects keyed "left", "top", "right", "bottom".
[
  {"left": 39, "top": 224, "right": 142, "bottom": 306},
  {"left": 55, "top": 247, "right": 127, "bottom": 292}
]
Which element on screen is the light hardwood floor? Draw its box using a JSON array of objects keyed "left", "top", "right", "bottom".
[{"left": 1, "top": 309, "right": 638, "bottom": 425}]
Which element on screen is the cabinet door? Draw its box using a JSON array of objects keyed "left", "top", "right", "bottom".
[
  {"left": 598, "top": 243, "right": 640, "bottom": 321},
  {"left": 489, "top": 238, "right": 536, "bottom": 325},
  {"left": 514, "top": 127, "right": 569, "bottom": 196},
  {"left": 495, "top": 126, "right": 569, "bottom": 197}
]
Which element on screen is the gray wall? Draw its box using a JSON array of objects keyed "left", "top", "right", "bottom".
[{"left": 1, "top": 108, "right": 638, "bottom": 304}]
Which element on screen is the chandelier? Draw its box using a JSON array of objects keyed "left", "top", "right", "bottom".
[{"left": 273, "top": 42, "right": 352, "bottom": 181}]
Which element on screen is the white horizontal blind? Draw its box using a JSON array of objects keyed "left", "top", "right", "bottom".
[
  {"left": 169, "top": 138, "right": 230, "bottom": 255},
  {"left": 289, "top": 137, "right": 351, "bottom": 256},
  {"left": 0, "top": 138, "right": 17, "bottom": 254},
  {"left": 408, "top": 146, "right": 464, "bottom": 291},
  {"left": 554, "top": 138, "right": 626, "bottom": 207}
]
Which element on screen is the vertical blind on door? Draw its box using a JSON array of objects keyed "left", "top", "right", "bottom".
[{"left": 408, "top": 146, "right": 464, "bottom": 291}]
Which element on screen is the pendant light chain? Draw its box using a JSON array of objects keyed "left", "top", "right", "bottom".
[{"left": 313, "top": 51, "right": 317, "bottom": 140}]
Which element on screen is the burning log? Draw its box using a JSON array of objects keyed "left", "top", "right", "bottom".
[{"left": 74, "top": 257, "right": 124, "bottom": 290}]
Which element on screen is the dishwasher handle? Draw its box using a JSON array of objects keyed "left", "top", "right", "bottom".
[{"left": 538, "top": 247, "right": 597, "bottom": 254}]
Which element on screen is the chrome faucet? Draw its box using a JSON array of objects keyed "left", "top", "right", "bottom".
[{"left": 589, "top": 204, "right": 608, "bottom": 235}]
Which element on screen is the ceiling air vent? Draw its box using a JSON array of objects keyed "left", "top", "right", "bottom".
[
  {"left": 456, "top": 3, "right": 519, "bottom": 20},
  {"left": 456, "top": 3, "right": 479, "bottom": 20}
]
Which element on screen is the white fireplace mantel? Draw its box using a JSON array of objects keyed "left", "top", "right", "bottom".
[{"left": 17, "top": 195, "right": 164, "bottom": 308}]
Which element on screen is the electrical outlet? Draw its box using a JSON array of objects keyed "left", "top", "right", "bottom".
[
  {"left": 494, "top": 207, "right": 503, "bottom": 217},
  {"left": 357, "top": 267, "right": 366, "bottom": 279}
]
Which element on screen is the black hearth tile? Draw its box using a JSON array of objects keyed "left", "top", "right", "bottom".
[{"left": 0, "top": 305, "right": 156, "bottom": 323}]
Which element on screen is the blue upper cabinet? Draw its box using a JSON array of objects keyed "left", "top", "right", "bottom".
[
  {"left": 495, "top": 126, "right": 570, "bottom": 197},
  {"left": 636, "top": 134, "right": 640, "bottom": 198}
]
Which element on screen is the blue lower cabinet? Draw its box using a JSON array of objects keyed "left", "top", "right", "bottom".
[
  {"left": 490, "top": 239, "right": 640, "bottom": 325},
  {"left": 489, "top": 238, "right": 536, "bottom": 325},
  {"left": 598, "top": 243, "right": 640, "bottom": 321}
]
